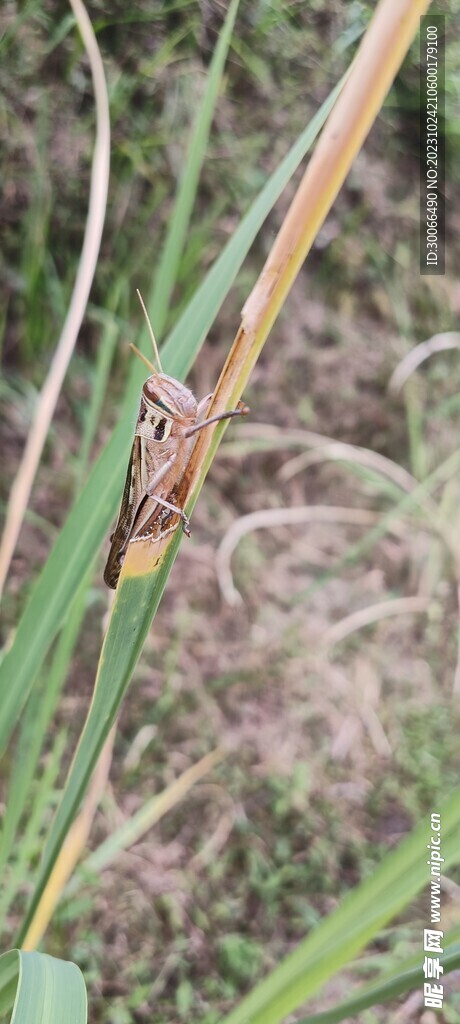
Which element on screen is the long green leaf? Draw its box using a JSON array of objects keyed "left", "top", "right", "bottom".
[
  {"left": 0, "top": 950, "right": 86, "bottom": 1023},
  {"left": 150, "top": 0, "right": 240, "bottom": 338},
  {"left": 213, "top": 788, "right": 460, "bottom": 1024},
  {"left": 18, "top": 562, "right": 189, "bottom": 941},
  {"left": 296, "top": 935, "right": 460, "bottom": 1023},
  {"left": 0, "top": 0, "right": 236, "bottom": 754},
  {"left": 0, "top": 733, "right": 67, "bottom": 925},
  {"left": 18, "top": 72, "right": 350, "bottom": 941},
  {"left": 0, "top": 76, "right": 345, "bottom": 758},
  {"left": 0, "top": 582, "right": 87, "bottom": 875},
  {"left": 0, "top": 294, "right": 123, "bottom": 880}
]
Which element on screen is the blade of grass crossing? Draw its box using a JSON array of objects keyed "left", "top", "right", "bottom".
[
  {"left": 18, "top": 0, "right": 432, "bottom": 952},
  {"left": 0, "top": 683, "right": 45, "bottom": 872},
  {"left": 0, "top": 582, "right": 88, "bottom": 875},
  {"left": 296, "top": 936, "right": 460, "bottom": 1024},
  {"left": 0, "top": 733, "right": 67, "bottom": 926},
  {"left": 0, "top": 288, "right": 121, "bottom": 883},
  {"left": 0, "top": 950, "right": 17, "bottom": 1017},
  {"left": 66, "top": 747, "right": 226, "bottom": 890},
  {"left": 159, "top": 76, "right": 346, "bottom": 376},
  {"left": 17, "top": 75, "right": 349, "bottom": 943},
  {"left": 17, "top": 569, "right": 182, "bottom": 943},
  {"left": 0, "top": 75, "right": 346, "bottom": 758}
]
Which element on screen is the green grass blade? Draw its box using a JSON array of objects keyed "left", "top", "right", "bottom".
[
  {"left": 0, "top": 684, "right": 44, "bottom": 872},
  {"left": 296, "top": 935, "right": 460, "bottom": 1023},
  {"left": 17, "top": 562, "right": 184, "bottom": 943},
  {"left": 159, "top": 74, "right": 346, "bottom": 378},
  {"left": 0, "top": 950, "right": 86, "bottom": 1023},
  {"left": 66, "top": 748, "right": 225, "bottom": 891},
  {"left": 0, "top": 580, "right": 87, "bottom": 875},
  {"left": 76, "top": 290, "right": 124, "bottom": 486},
  {"left": 0, "top": 75, "right": 345, "bottom": 759},
  {"left": 0, "top": 952, "right": 18, "bottom": 1017},
  {"left": 0, "top": 290, "right": 119, "bottom": 876},
  {"left": 0, "top": 733, "right": 67, "bottom": 925},
  {"left": 150, "top": 0, "right": 240, "bottom": 338},
  {"left": 213, "top": 789, "right": 460, "bottom": 1024}
]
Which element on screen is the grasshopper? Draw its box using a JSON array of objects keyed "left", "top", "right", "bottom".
[{"left": 104, "top": 293, "right": 247, "bottom": 588}]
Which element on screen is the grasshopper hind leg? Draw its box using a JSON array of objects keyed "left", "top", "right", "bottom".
[{"left": 151, "top": 495, "right": 191, "bottom": 537}]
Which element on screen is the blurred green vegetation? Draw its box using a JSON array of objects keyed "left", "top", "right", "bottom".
[{"left": 1, "top": 1, "right": 460, "bottom": 1022}]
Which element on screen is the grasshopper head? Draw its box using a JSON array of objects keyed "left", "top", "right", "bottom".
[
  {"left": 137, "top": 374, "right": 197, "bottom": 442},
  {"left": 142, "top": 374, "right": 197, "bottom": 420}
]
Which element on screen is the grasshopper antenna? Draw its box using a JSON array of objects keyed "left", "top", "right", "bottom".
[
  {"left": 129, "top": 343, "right": 157, "bottom": 374},
  {"left": 136, "top": 288, "right": 163, "bottom": 373}
]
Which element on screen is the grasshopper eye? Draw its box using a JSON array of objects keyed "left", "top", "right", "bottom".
[
  {"left": 143, "top": 380, "right": 174, "bottom": 417},
  {"left": 144, "top": 382, "right": 158, "bottom": 402}
]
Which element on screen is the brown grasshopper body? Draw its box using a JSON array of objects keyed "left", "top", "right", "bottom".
[
  {"left": 104, "top": 371, "right": 246, "bottom": 589},
  {"left": 104, "top": 293, "right": 247, "bottom": 589}
]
